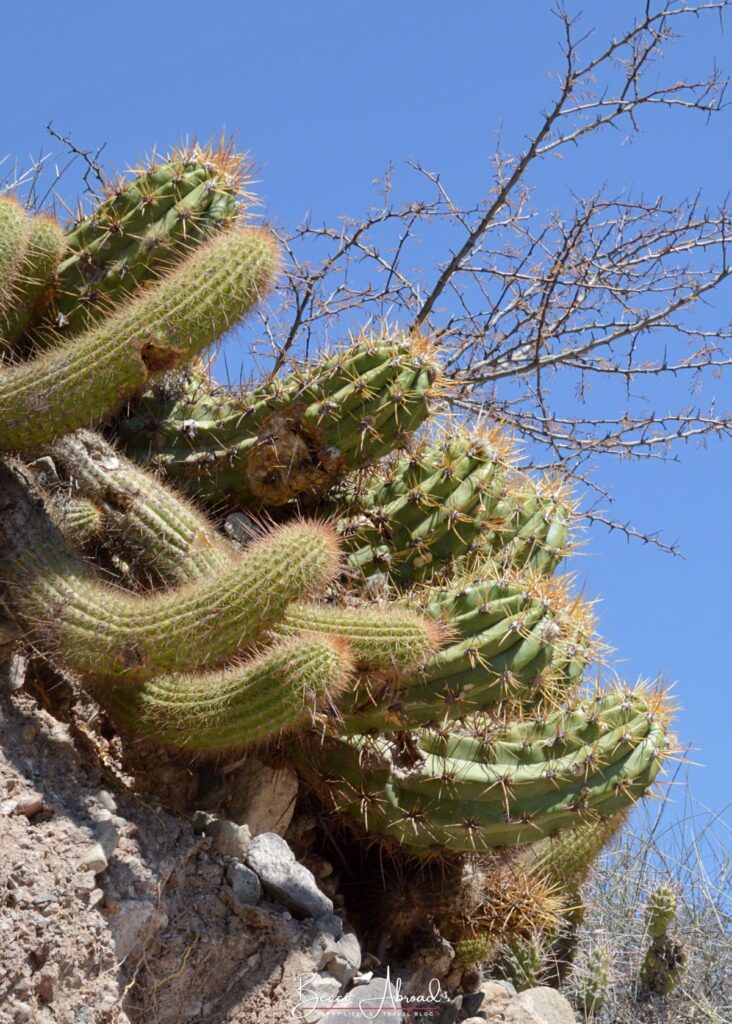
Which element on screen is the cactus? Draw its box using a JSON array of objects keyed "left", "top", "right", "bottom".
[
  {"left": 645, "top": 884, "right": 677, "bottom": 938},
  {"left": 455, "top": 934, "right": 496, "bottom": 966},
  {"left": 53, "top": 496, "right": 106, "bottom": 546},
  {"left": 99, "top": 635, "right": 354, "bottom": 751},
  {"left": 339, "top": 570, "right": 596, "bottom": 733},
  {"left": 0, "top": 459, "right": 340, "bottom": 684},
  {"left": 115, "top": 332, "right": 441, "bottom": 506},
  {"left": 574, "top": 945, "right": 611, "bottom": 1016},
  {"left": 640, "top": 885, "right": 687, "bottom": 996},
  {"left": 501, "top": 934, "right": 546, "bottom": 991},
  {"left": 0, "top": 227, "right": 279, "bottom": 451},
  {"left": 1, "top": 212, "right": 66, "bottom": 348},
  {"left": 32, "top": 143, "right": 248, "bottom": 343},
  {"left": 337, "top": 427, "right": 516, "bottom": 583},
  {"left": 293, "top": 686, "right": 671, "bottom": 852},
  {"left": 339, "top": 435, "right": 572, "bottom": 584}
]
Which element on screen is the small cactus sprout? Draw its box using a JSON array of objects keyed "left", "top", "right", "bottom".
[
  {"left": 645, "top": 884, "right": 677, "bottom": 938},
  {"left": 455, "top": 933, "right": 496, "bottom": 966},
  {"left": 574, "top": 944, "right": 611, "bottom": 1017},
  {"left": 501, "top": 933, "right": 546, "bottom": 991},
  {"left": 640, "top": 884, "right": 687, "bottom": 996}
]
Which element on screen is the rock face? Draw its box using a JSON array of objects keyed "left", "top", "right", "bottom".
[{"left": 0, "top": 680, "right": 338, "bottom": 1024}]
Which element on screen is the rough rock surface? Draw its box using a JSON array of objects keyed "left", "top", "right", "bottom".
[
  {"left": 0, "top": 679, "right": 333, "bottom": 1023},
  {"left": 500, "top": 986, "right": 578, "bottom": 1024}
]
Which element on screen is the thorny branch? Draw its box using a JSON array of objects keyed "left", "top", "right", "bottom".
[{"left": 250, "top": 1, "right": 732, "bottom": 552}]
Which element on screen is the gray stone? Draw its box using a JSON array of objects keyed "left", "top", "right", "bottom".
[
  {"left": 294, "top": 971, "right": 343, "bottom": 1024},
  {"left": 224, "top": 512, "right": 257, "bottom": 546},
  {"left": 436, "top": 995, "right": 462, "bottom": 1023},
  {"left": 13, "top": 1003, "right": 32, "bottom": 1022},
  {"left": 246, "top": 832, "right": 333, "bottom": 918},
  {"left": 78, "top": 842, "right": 108, "bottom": 875},
  {"left": 461, "top": 991, "right": 485, "bottom": 1017},
  {"left": 463, "top": 1019, "right": 488, "bottom": 1024},
  {"left": 309, "top": 917, "right": 361, "bottom": 984},
  {"left": 108, "top": 899, "right": 167, "bottom": 961},
  {"left": 75, "top": 1009, "right": 93, "bottom": 1024},
  {"left": 94, "top": 789, "right": 117, "bottom": 813},
  {"left": 329, "top": 976, "right": 403, "bottom": 1023},
  {"left": 479, "top": 980, "right": 513, "bottom": 1021},
  {"left": 501, "top": 986, "right": 578, "bottom": 1024},
  {"left": 7, "top": 652, "right": 27, "bottom": 692},
  {"left": 226, "top": 861, "right": 262, "bottom": 905},
  {"left": 208, "top": 818, "right": 251, "bottom": 860},
  {"left": 94, "top": 817, "right": 119, "bottom": 859},
  {"left": 192, "top": 809, "right": 215, "bottom": 833}
]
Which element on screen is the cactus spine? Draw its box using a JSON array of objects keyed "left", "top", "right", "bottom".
[{"left": 574, "top": 945, "right": 611, "bottom": 1016}]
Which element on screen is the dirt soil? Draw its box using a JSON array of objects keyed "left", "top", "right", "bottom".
[{"left": 0, "top": 664, "right": 326, "bottom": 1024}]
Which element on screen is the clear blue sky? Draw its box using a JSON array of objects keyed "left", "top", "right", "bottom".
[{"left": 2, "top": 2, "right": 730, "bottom": 816}]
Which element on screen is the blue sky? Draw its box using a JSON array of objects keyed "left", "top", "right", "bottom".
[{"left": 2, "top": 2, "right": 731, "bottom": 816}]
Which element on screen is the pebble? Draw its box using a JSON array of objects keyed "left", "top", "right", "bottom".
[
  {"left": 226, "top": 861, "right": 262, "bottom": 905},
  {"left": 12, "top": 792, "right": 43, "bottom": 818},
  {"left": 208, "top": 818, "right": 251, "bottom": 860},
  {"left": 245, "top": 832, "right": 333, "bottom": 918},
  {"left": 94, "top": 817, "right": 119, "bottom": 859},
  {"left": 94, "top": 789, "right": 117, "bottom": 813},
  {"left": 78, "top": 842, "right": 108, "bottom": 875},
  {"left": 13, "top": 1003, "right": 32, "bottom": 1022}
]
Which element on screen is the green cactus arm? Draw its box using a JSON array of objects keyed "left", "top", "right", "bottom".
[
  {"left": 0, "top": 197, "right": 31, "bottom": 348},
  {"left": 49, "top": 431, "right": 445, "bottom": 675},
  {"left": 645, "top": 885, "right": 677, "bottom": 937},
  {"left": 50, "top": 430, "right": 231, "bottom": 582},
  {"left": 339, "top": 428, "right": 514, "bottom": 585},
  {"left": 116, "top": 333, "right": 441, "bottom": 507},
  {"left": 294, "top": 687, "right": 672, "bottom": 852},
  {"left": 274, "top": 602, "right": 445, "bottom": 673},
  {"left": 0, "top": 227, "right": 279, "bottom": 451},
  {"left": 33, "top": 145, "right": 247, "bottom": 344},
  {"left": 53, "top": 496, "right": 106, "bottom": 546},
  {"left": 339, "top": 572, "right": 596, "bottom": 733},
  {"left": 97, "top": 635, "right": 355, "bottom": 751},
  {"left": 574, "top": 945, "right": 611, "bottom": 1015},
  {"left": 0, "top": 460, "right": 340, "bottom": 683},
  {"left": 2, "top": 214, "right": 66, "bottom": 347}
]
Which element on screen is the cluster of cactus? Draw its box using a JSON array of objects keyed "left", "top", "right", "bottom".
[{"left": 0, "top": 143, "right": 676, "bottom": 964}]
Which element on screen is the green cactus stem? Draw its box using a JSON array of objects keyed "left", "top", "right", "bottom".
[
  {"left": 275, "top": 602, "right": 445, "bottom": 674},
  {"left": 2, "top": 213, "right": 66, "bottom": 348},
  {"left": 98, "top": 635, "right": 355, "bottom": 751},
  {"left": 337, "top": 427, "right": 517, "bottom": 585},
  {"left": 501, "top": 934, "right": 546, "bottom": 991},
  {"left": 645, "top": 884, "right": 677, "bottom": 938},
  {"left": 574, "top": 945, "right": 611, "bottom": 1016},
  {"left": 294, "top": 686, "right": 672, "bottom": 853},
  {"left": 0, "top": 197, "right": 31, "bottom": 348},
  {"left": 31, "top": 143, "right": 249, "bottom": 344},
  {"left": 339, "top": 570, "right": 596, "bottom": 733},
  {"left": 54, "top": 496, "right": 106, "bottom": 546},
  {"left": 115, "top": 332, "right": 441, "bottom": 507},
  {"left": 0, "top": 227, "right": 279, "bottom": 452},
  {"left": 0, "top": 460, "right": 340, "bottom": 684},
  {"left": 50, "top": 430, "right": 231, "bottom": 583}
]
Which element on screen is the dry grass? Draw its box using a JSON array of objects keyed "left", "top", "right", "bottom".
[{"left": 566, "top": 770, "right": 731, "bottom": 1023}]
